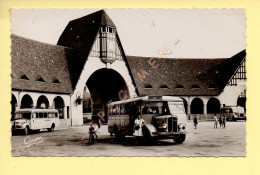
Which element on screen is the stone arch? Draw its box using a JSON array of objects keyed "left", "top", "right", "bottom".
[
  {"left": 21, "top": 94, "right": 34, "bottom": 109},
  {"left": 207, "top": 98, "right": 220, "bottom": 114},
  {"left": 53, "top": 96, "right": 65, "bottom": 119},
  {"left": 237, "top": 96, "right": 246, "bottom": 113},
  {"left": 11, "top": 94, "right": 17, "bottom": 120},
  {"left": 181, "top": 98, "right": 188, "bottom": 114},
  {"left": 86, "top": 68, "right": 129, "bottom": 123},
  {"left": 36, "top": 95, "right": 49, "bottom": 109},
  {"left": 191, "top": 98, "right": 203, "bottom": 114}
]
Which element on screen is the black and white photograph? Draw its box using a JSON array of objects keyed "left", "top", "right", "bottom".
[{"left": 11, "top": 9, "right": 246, "bottom": 156}]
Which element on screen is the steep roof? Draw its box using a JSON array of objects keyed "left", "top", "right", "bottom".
[
  {"left": 57, "top": 10, "right": 118, "bottom": 89},
  {"left": 126, "top": 50, "right": 246, "bottom": 96},
  {"left": 11, "top": 34, "right": 73, "bottom": 94}
]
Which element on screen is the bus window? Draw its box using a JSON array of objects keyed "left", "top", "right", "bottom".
[
  {"left": 43, "top": 113, "right": 48, "bottom": 118},
  {"left": 125, "top": 103, "right": 129, "bottom": 114},
  {"left": 120, "top": 104, "right": 124, "bottom": 115},
  {"left": 55, "top": 113, "right": 58, "bottom": 118},
  {"left": 116, "top": 105, "right": 120, "bottom": 115},
  {"left": 48, "top": 113, "right": 53, "bottom": 118},
  {"left": 39, "top": 113, "right": 44, "bottom": 118}
]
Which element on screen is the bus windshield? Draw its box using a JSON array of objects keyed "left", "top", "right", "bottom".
[
  {"left": 142, "top": 102, "right": 169, "bottom": 115},
  {"left": 15, "top": 112, "right": 31, "bottom": 120},
  {"left": 168, "top": 102, "right": 185, "bottom": 114}
]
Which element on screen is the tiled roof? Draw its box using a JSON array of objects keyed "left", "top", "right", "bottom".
[
  {"left": 11, "top": 34, "right": 73, "bottom": 94},
  {"left": 126, "top": 50, "right": 246, "bottom": 96}
]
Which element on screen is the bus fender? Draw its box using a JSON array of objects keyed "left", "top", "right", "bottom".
[{"left": 143, "top": 124, "right": 157, "bottom": 137}]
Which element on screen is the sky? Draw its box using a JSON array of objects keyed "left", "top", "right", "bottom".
[{"left": 11, "top": 9, "right": 246, "bottom": 58}]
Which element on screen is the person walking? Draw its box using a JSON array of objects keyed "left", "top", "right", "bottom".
[
  {"left": 222, "top": 115, "right": 227, "bottom": 128},
  {"left": 219, "top": 115, "right": 223, "bottom": 128},
  {"left": 214, "top": 114, "right": 218, "bottom": 128},
  {"left": 193, "top": 115, "right": 198, "bottom": 129}
]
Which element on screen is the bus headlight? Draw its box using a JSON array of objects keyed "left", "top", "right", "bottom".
[{"left": 178, "top": 123, "right": 185, "bottom": 131}]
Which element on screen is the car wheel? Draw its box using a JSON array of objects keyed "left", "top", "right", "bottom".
[
  {"left": 173, "top": 134, "right": 186, "bottom": 144},
  {"left": 48, "top": 124, "right": 55, "bottom": 132},
  {"left": 24, "top": 126, "right": 29, "bottom": 135}
]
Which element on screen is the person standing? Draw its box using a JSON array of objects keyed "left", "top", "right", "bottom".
[
  {"left": 222, "top": 115, "right": 227, "bottom": 128},
  {"left": 133, "top": 114, "right": 146, "bottom": 137},
  {"left": 214, "top": 114, "right": 218, "bottom": 128},
  {"left": 219, "top": 115, "right": 223, "bottom": 128},
  {"left": 193, "top": 115, "right": 198, "bottom": 129}
]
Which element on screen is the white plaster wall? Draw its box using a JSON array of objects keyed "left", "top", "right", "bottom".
[
  {"left": 71, "top": 56, "right": 137, "bottom": 126},
  {"left": 218, "top": 80, "right": 246, "bottom": 106}
]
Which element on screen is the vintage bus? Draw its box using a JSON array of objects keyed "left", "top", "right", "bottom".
[
  {"left": 107, "top": 96, "right": 187, "bottom": 143},
  {"left": 220, "top": 106, "right": 246, "bottom": 121},
  {"left": 12, "top": 109, "right": 60, "bottom": 135}
]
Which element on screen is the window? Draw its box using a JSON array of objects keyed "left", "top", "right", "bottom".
[
  {"left": 160, "top": 85, "right": 169, "bottom": 89},
  {"left": 144, "top": 84, "right": 153, "bottom": 89},
  {"left": 36, "top": 77, "right": 45, "bottom": 82},
  {"left": 53, "top": 79, "right": 60, "bottom": 84},
  {"left": 208, "top": 84, "right": 217, "bottom": 89},
  {"left": 20, "top": 75, "right": 29, "bottom": 80},
  {"left": 192, "top": 85, "right": 200, "bottom": 89},
  {"left": 176, "top": 85, "right": 184, "bottom": 89}
]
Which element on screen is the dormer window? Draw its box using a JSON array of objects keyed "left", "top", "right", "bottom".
[
  {"left": 144, "top": 84, "right": 153, "bottom": 89},
  {"left": 192, "top": 85, "right": 200, "bottom": 89},
  {"left": 176, "top": 84, "right": 184, "bottom": 89},
  {"left": 36, "top": 77, "right": 45, "bottom": 82},
  {"left": 208, "top": 84, "right": 217, "bottom": 89},
  {"left": 20, "top": 75, "right": 29, "bottom": 80},
  {"left": 160, "top": 85, "right": 169, "bottom": 89},
  {"left": 53, "top": 79, "right": 61, "bottom": 84}
]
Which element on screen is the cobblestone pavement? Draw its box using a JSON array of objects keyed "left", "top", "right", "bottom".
[{"left": 11, "top": 121, "right": 246, "bottom": 156}]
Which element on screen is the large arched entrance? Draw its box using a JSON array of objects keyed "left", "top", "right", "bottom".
[
  {"left": 53, "top": 96, "right": 65, "bottom": 119},
  {"left": 37, "top": 95, "right": 49, "bottom": 109},
  {"left": 86, "top": 68, "right": 129, "bottom": 123},
  {"left": 11, "top": 94, "right": 17, "bottom": 120},
  {"left": 191, "top": 98, "right": 203, "bottom": 114},
  {"left": 207, "top": 98, "right": 220, "bottom": 114},
  {"left": 21, "top": 94, "right": 34, "bottom": 109},
  {"left": 181, "top": 98, "right": 188, "bottom": 114}
]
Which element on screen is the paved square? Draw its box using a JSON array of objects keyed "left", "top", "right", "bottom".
[{"left": 12, "top": 121, "right": 246, "bottom": 156}]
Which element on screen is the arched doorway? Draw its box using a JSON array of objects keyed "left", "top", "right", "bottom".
[
  {"left": 21, "top": 94, "right": 34, "bottom": 109},
  {"left": 53, "top": 96, "right": 65, "bottom": 119},
  {"left": 11, "top": 94, "right": 17, "bottom": 120},
  {"left": 37, "top": 95, "right": 49, "bottom": 109},
  {"left": 181, "top": 98, "right": 188, "bottom": 114},
  {"left": 237, "top": 97, "right": 246, "bottom": 113},
  {"left": 86, "top": 68, "right": 129, "bottom": 123},
  {"left": 207, "top": 98, "right": 220, "bottom": 114},
  {"left": 191, "top": 98, "right": 203, "bottom": 114}
]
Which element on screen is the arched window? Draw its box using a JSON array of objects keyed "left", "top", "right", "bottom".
[
  {"left": 53, "top": 96, "right": 65, "bottom": 119},
  {"left": 37, "top": 95, "right": 49, "bottom": 109},
  {"left": 21, "top": 94, "right": 33, "bottom": 109},
  {"left": 207, "top": 98, "right": 220, "bottom": 114},
  {"left": 208, "top": 84, "right": 217, "bottom": 89},
  {"left": 191, "top": 98, "right": 203, "bottom": 114}
]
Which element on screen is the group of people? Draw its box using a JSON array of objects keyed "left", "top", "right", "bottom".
[
  {"left": 214, "top": 114, "right": 227, "bottom": 129},
  {"left": 193, "top": 114, "right": 227, "bottom": 129}
]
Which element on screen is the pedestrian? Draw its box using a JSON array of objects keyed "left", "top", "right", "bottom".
[
  {"left": 222, "top": 115, "right": 226, "bottom": 128},
  {"left": 213, "top": 114, "right": 218, "bottom": 128},
  {"left": 219, "top": 115, "right": 223, "bottom": 128},
  {"left": 193, "top": 115, "right": 198, "bottom": 129},
  {"left": 133, "top": 113, "right": 146, "bottom": 137}
]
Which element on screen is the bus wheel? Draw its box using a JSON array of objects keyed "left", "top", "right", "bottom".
[
  {"left": 173, "top": 134, "right": 186, "bottom": 144},
  {"left": 48, "top": 124, "right": 55, "bottom": 132},
  {"left": 24, "top": 126, "right": 30, "bottom": 135}
]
